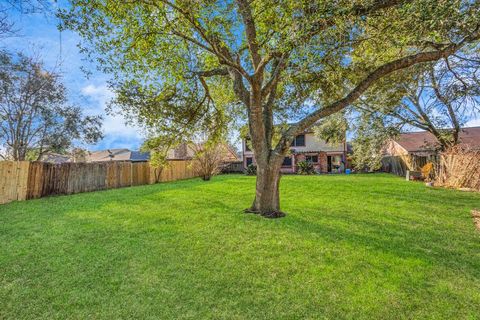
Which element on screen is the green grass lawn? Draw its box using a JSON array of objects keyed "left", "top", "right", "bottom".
[{"left": 1, "top": 174, "right": 480, "bottom": 319}]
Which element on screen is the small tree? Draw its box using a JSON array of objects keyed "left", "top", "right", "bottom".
[
  {"left": 70, "top": 148, "right": 87, "bottom": 162},
  {"left": 191, "top": 142, "right": 226, "bottom": 181},
  {"left": 0, "top": 52, "right": 103, "bottom": 160},
  {"left": 351, "top": 114, "right": 401, "bottom": 172}
]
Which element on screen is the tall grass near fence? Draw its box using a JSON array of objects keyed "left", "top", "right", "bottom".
[
  {"left": 435, "top": 147, "right": 480, "bottom": 191},
  {"left": 0, "top": 160, "right": 196, "bottom": 204}
]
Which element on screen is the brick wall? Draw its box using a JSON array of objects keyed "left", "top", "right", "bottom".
[
  {"left": 293, "top": 153, "right": 330, "bottom": 173},
  {"left": 319, "top": 152, "right": 328, "bottom": 173}
]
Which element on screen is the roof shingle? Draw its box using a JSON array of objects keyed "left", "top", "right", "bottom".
[{"left": 395, "top": 127, "right": 480, "bottom": 152}]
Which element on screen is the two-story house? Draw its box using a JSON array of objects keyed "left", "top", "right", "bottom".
[{"left": 242, "top": 129, "right": 348, "bottom": 173}]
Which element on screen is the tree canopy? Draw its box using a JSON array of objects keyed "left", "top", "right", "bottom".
[
  {"left": 333, "top": 49, "right": 480, "bottom": 171},
  {"left": 61, "top": 0, "right": 480, "bottom": 138}
]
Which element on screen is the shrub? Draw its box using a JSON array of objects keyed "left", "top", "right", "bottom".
[
  {"left": 297, "top": 160, "right": 315, "bottom": 175},
  {"left": 245, "top": 164, "right": 257, "bottom": 175},
  {"left": 191, "top": 143, "right": 225, "bottom": 181},
  {"left": 421, "top": 162, "right": 434, "bottom": 182}
]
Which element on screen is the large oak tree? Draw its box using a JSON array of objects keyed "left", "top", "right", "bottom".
[{"left": 61, "top": 0, "right": 480, "bottom": 217}]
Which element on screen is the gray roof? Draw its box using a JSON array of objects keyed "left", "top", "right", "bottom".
[
  {"left": 87, "top": 149, "right": 130, "bottom": 162},
  {"left": 130, "top": 151, "right": 150, "bottom": 162},
  {"left": 39, "top": 153, "right": 71, "bottom": 164},
  {"left": 87, "top": 149, "right": 150, "bottom": 162}
]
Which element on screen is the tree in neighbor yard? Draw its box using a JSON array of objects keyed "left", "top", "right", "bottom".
[
  {"left": 0, "top": 51, "right": 103, "bottom": 161},
  {"left": 356, "top": 55, "right": 480, "bottom": 148},
  {"left": 61, "top": 0, "right": 480, "bottom": 217},
  {"left": 341, "top": 52, "right": 480, "bottom": 171}
]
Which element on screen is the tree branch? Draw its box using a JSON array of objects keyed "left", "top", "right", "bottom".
[
  {"left": 229, "top": 68, "right": 250, "bottom": 107},
  {"left": 295, "top": 0, "right": 413, "bottom": 45},
  {"left": 236, "top": 0, "right": 261, "bottom": 68},
  {"left": 171, "top": 30, "right": 216, "bottom": 55},
  {"left": 430, "top": 68, "right": 461, "bottom": 143},
  {"left": 190, "top": 68, "right": 229, "bottom": 78},
  {"left": 144, "top": 0, "right": 250, "bottom": 79},
  {"left": 444, "top": 57, "right": 469, "bottom": 90},
  {"left": 276, "top": 30, "right": 480, "bottom": 154},
  {"left": 261, "top": 53, "right": 288, "bottom": 96}
]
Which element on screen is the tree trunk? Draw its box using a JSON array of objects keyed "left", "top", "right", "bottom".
[{"left": 246, "top": 158, "right": 285, "bottom": 218}]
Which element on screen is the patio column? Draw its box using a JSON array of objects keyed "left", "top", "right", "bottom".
[
  {"left": 319, "top": 152, "right": 328, "bottom": 173},
  {"left": 291, "top": 153, "right": 296, "bottom": 173}
]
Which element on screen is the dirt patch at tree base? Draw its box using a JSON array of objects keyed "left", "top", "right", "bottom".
[
  {"left": 244, "top": 208, "right": 286, "bottom": 219},
  {"left": 472, "top": 210, "right": 480, "bottom": 231}
]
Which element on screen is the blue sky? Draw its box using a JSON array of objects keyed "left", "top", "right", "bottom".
[{"left": 2, "top": 2, "right": 145, "bottom": 151}]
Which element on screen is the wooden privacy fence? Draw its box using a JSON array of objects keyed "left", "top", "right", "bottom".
[
  {"left": 221, "top": 161, "right": 244, "bottom": 173},
  {"left": 381, "top": 156, "right": 408, "bottom": 176},
  {"left": 382, "top": 155, "right": 437, "bottom": 177},
  {"left": 0, "top": 160, "right": 197, "bottom": 204}
]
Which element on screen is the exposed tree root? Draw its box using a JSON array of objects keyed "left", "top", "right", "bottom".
[
  {"left": 244, "top": 208, "right": 260, "bottom": 214},
  {"left": 261, "top": 211, "right": 286, "bottom": 219},
  {"left": 244, "top": 208, "right": 286, "bottom": 218}
]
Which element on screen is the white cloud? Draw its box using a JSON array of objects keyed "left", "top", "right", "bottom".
[
  {"left": 81, "top": 84, "right": 113, "bottom": 106},
  {"left": 82, "top": 84, "right": 113, "bottom": 99},
  {"left": 81, "top": 83, "right": 144, "bottom": 150},
  {"left": 465, "top": 118, "right": 480, "bottom": 127}
]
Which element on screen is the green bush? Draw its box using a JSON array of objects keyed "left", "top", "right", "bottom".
[
  {"left": 297, "top": 160, "right": 315, "bottom": 175},
  {"left": 245, "top": 164, "right": 257, "bottom": 175}
]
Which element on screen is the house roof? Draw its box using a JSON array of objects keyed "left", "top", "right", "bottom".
[
  {"left": 39, "top": 153, "right": 71, "bottom": 164},
  {"left": 222, "top": 143, "right": 240, "bottom": 162},
  {"left": 129, "top": 151, "right": 150, "bottom": 162},
  {"left": 395, "top": 127, "right": 480, "bottom": 152},
  {"left": 167, "top": 142, "right": 239, "bottom": 161},
  {"left": 87, "top": 149, "right": 150, "bottom": 162},
  {"left": 87, "top": 149, "right": 131, "bottom": 162}
]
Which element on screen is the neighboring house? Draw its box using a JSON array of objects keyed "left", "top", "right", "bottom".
[
  {"left": 216, "top": 144, "right": 240, "bottom": 163},
  {"left": 86, "top": 149, "right": 150, "bottom": 162},
  {"left": 40, "top": 149, "right": 150, "bottom": 163},
  {"left": 40, "top": 144, "right": 238, "bottom": 164},
  {"left": 166, "top": 143, "right": 195, "bottom": 160},
  {"left": 39, "top": 153, "right": 71, "bottom": 164},
  {"left": 382, "top": 126, "right": 480, "bottom": 175},
  {"left": 242, "top": 129, "right": 348, "bottom": 173},
  {"left": 167, "top": 142, "right": 239, "bottom": 163}
]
